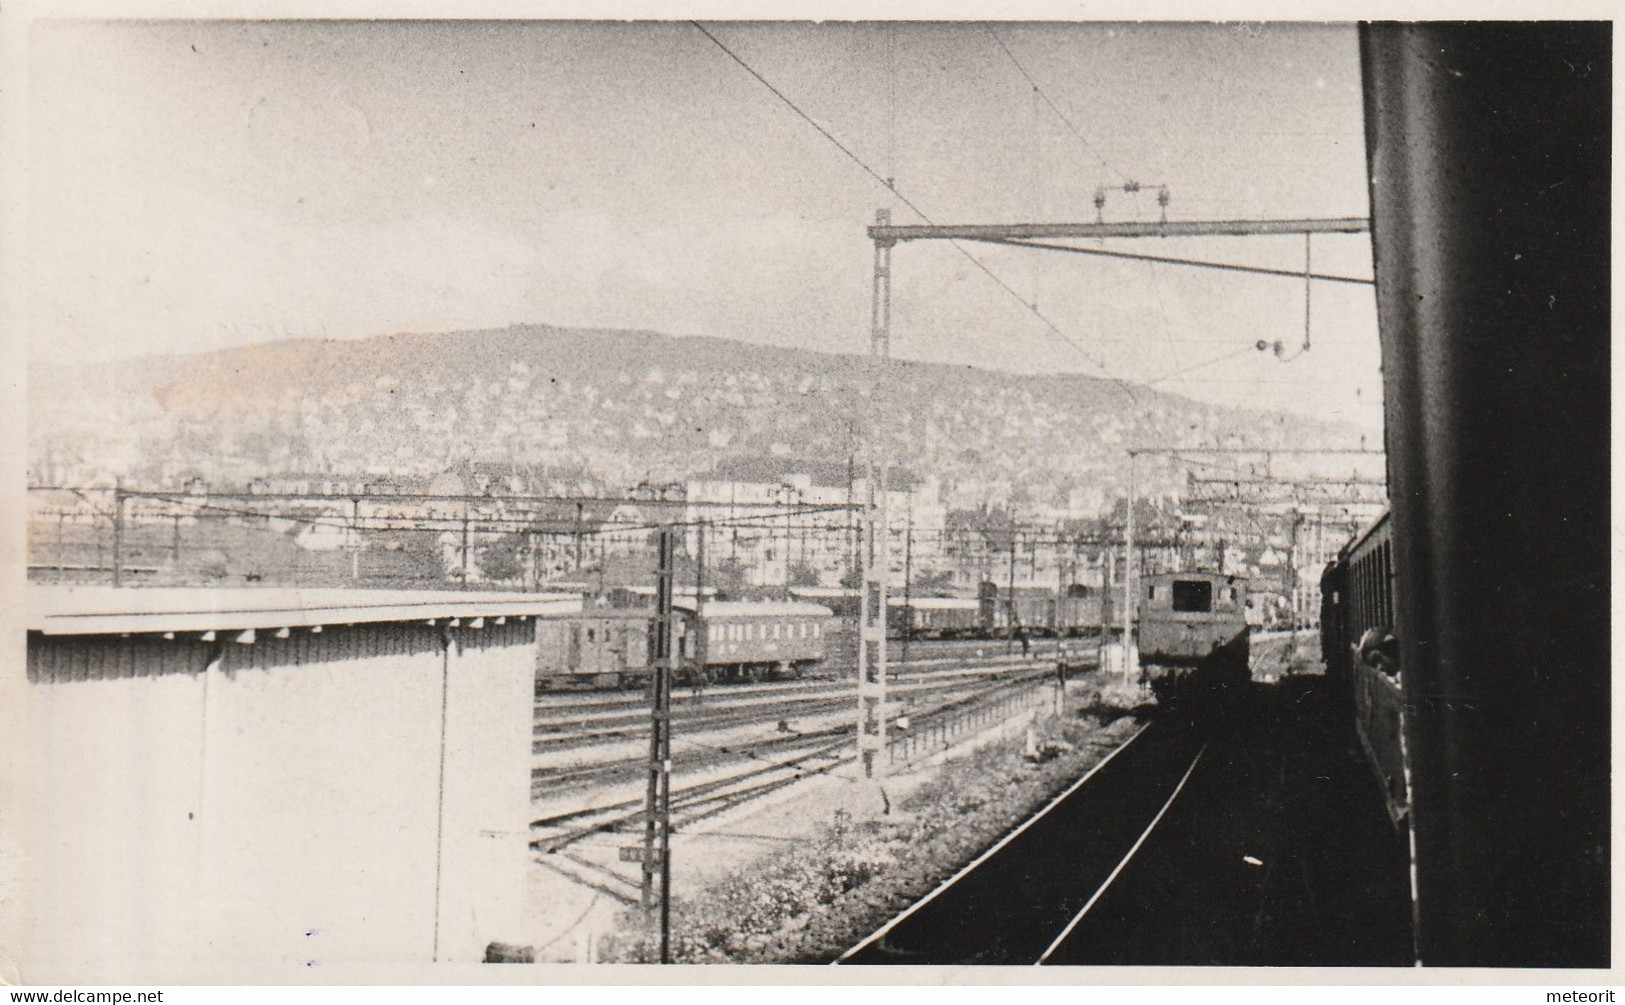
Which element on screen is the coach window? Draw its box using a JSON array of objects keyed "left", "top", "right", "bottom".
[
  {"left": 1367, "top": 560, "right": 1376, "bottom": 630},
  {"left": 1386, "top": 545, "right": 1394, "bottom": 625},
  {"left": 1362, "top": 562, "right": 1373, "bottom": 632}
]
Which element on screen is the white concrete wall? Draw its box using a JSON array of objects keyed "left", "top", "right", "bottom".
[
  {"left": 195, "top": 629, "right": 446, "bottom": 970},
  {"left": 23, "top": 661, "right": 208, "bottom": 980},
  {"left": 435, "top": 626, "right": 531, "bottom": 961},
  {"left": 21, "top": 619, "right": 533, "bottom": 982}
]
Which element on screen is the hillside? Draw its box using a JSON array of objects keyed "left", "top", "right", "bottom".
[{"left": 28, "top": 323, "right": 1372, "bottom": 511}]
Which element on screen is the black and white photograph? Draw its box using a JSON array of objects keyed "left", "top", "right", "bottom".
[{"left": 0, "top": 7, "right": 1610, "bottom": 987}]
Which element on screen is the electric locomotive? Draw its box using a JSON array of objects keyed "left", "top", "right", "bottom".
[{"left": 1135, "top": 570, "right": 1250, "bottom": 701}]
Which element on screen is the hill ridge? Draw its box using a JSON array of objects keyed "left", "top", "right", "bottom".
[{"left": 29, "top": 322, "right": 1368, "bottom": 513}]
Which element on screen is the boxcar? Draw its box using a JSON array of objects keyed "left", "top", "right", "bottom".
[
  {"left": 887, "top": 596, "right": 981, "bottom": 640},
  {"left": 979, "top": 587, "right": 1106, "bottom": 639},
  {"left": 535, "top": 609, "right": 660, "bottom": 691}
]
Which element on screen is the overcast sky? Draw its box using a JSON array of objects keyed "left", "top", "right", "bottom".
[{"left": 22, "top": 19, "right": 1381, "bottom": 428}]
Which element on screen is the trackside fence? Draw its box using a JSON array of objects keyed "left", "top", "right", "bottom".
[{"left": 886, "top": 678, "right": 1054, "bottom": 766}]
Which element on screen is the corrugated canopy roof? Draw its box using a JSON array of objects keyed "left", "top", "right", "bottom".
[{"left": 29, "top": 585, "right": 582, "bottom": 636}]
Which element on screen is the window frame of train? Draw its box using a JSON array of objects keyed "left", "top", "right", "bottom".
[{"left": 1172, "top": 579, "right": 1215, "bottom": 613}]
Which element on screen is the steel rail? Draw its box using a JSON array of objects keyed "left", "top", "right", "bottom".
[
  {"left": 1035, "top": 743, "right": 1209, "bottom": 964},
  {"left": 835, "top": 719, "right": 1153, "bottom": 963}
]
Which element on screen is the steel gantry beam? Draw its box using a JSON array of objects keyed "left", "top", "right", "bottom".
[
  {"left": 867, "top": 216, "right": 1374, "bottom": 679},
  {"left": 868, "top": 217, "right": 1370, "bottom": 243}
]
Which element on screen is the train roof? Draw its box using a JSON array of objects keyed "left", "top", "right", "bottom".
[
  {"left": 888, "top": 596, "right": 980, "bottom": 610},
  {"left": 787, "top": 586, "right": 859, "bottom": 599},
  {"left": 28, "top": 585, "right": 583, "bottom": 636},
  {"left": 675, "top": 600, "right": 834, "bottom": 619},
  {"left": 618, "top": 585, "right": 720, "bottom": 598},
  {"left": 1143, "top": 570, "right": 1247, "bottom": 585},
  {"left": 578, "top": 600, "right": 835, "bottom": 619},
  {"left": 1341, "top": 509, "right": 1394, "bottom": 560}
]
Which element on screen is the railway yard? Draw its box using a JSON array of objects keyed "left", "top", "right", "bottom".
[
  {"left": 15, "top": 20, "right": 1608, "bottom": 980},
  {"left": 525, "top": 638, "right": 1082, "bottom": 959},
  {"left": 516, "top": 631, "right": 1409, "bottom": 965}
]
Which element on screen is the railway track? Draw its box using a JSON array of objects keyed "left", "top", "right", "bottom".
[
  {"left": 532, "top": 662, "right": 1051, "bottom": 755},
  {"left": 530, "top": 669, "right": 1059, "bottom": 855},
  {"left": 531, "top": 663, "right": 1070, "bottom": 797},
  {"left": 836, "top": 712, "right": 1212, "bottom": 965},
  {"left": 532, "top": 720, "right": 850, "bottom": 796},
  {"left": 532, "top": 649, "right": 1041, "bottom": 717}
]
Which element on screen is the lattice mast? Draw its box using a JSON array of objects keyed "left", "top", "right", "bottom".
[{"left": 857, "top": 208, "right": 893, "bottom": 778}]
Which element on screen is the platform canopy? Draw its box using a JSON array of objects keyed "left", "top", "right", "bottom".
[{"left": 27, "top": 585, "right": 582, "bottom": 636}]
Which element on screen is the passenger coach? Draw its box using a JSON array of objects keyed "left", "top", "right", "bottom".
[
  {"left": 535, "top": 600, "right": 833, "bottom": 690},
  {"left": 1320, "top": 512, "right": 1408, "bottom": 825}
]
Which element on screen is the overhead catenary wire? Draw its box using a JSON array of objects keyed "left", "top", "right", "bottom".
[
  {"left": 1144, "top": 344, "right": 1262, "bottom": 387},
  {"left": 985, "top": 26, "right": 1131, "bottom": 184},
  {"left": 688, "top": 21, "right": 1141, "bottom": 404},
  {"left": 886, "top": 23, "right": 898, "bottom": 188},
  {"left": 76, "top": 488, "right": 863, "bottom": 541}
]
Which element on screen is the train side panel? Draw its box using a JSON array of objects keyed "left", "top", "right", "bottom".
[
  {"left": 535, "top": 611, "right": 656, "bottom": 691},
  {"left": 1329, "top": 513, "right": 1409, "bottom": 825},
  {"left": 696, "top": 608, "right": 830, "bottom": 680}
]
